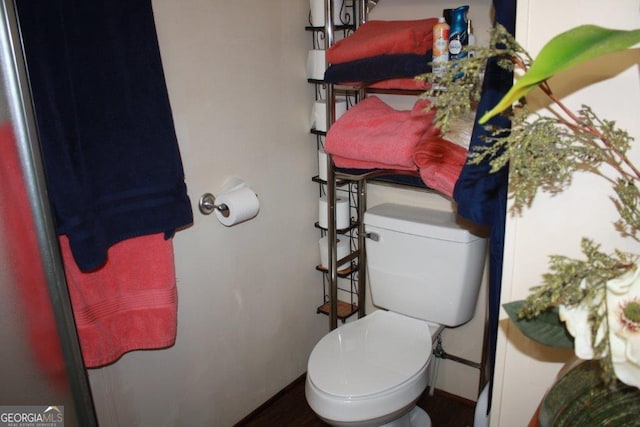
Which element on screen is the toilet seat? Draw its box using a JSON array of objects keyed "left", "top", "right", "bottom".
[{"left": 306, "top": 310, "right": 433, "bottom": 425}]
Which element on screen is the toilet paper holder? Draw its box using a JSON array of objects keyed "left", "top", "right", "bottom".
[{"left": 198, "top": 193, "right": 230, "bottom": 217}]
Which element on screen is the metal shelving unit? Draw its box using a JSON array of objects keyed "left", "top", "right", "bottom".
[
  {"left": 306, "top": 0, "right": 363, "bottom": 328},
  {"left": 307, "top": 0, "right": 426, "bottom": 330}
]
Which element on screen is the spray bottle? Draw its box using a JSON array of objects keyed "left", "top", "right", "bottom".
[
  {"left": 432, "top": 17, "right": 450, "bottom": 77},
  {"left": 448, "top": 5, "right": 469, "bottom": 61}
]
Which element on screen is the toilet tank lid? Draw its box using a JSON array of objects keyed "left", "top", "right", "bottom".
[{"left": 364, "top": 203, "right": 482, "bottom": 243}]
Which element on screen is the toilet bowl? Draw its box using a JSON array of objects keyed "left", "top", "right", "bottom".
[
  {"left": 306, "top": 203, "right": 487, "bottom": 426},
  {"left": 306, "top": 310, "right": 437, "bottom": 427}
]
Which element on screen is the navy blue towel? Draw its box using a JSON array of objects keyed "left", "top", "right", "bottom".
[
  {"left": 324, "top": 51, "right": 433, "bottom": 84},
  {"left": 17, "top": 0, "right": 193, "bottom": 271},
  {"left": 452, "top": 0, "right": 516, "bottom": 413}
]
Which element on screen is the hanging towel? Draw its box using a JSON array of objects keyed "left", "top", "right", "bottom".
[
  {"left": 16, "top": 0, "right": 193, "bottom": 272},
  {"left": 451, "top": 0, "right": 516, "bottom": 414},
  {"left": 60, "top": 233, "right": 178, "bottom": 368},
  {"left": 2, "top": 123, "right": 179, "bottom": 368}
]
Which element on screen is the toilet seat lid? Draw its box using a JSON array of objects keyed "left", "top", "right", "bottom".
[{"left": 308, "top": 310, "right": 433, "bottom": 398}]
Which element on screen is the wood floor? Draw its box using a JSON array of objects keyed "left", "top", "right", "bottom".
[{"left": 236, "top": 374, "right": 476, "bottom": 427}]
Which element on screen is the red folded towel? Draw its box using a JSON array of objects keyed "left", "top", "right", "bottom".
[
  {"left": 60, "top": 233, "right": 178, "bottom": 368},
  {"left": 336, "top": 78, "right": 430, "bottom": 91},
  {"left": 413, "top": 136, "right": 468, "bottom": 197},
  {"left": 327, "top": 18, "right": 438, "bottom": 64},
  {"left": 325, "top": 96, "right": 438, "bottom": 170},
  {"left": 368, "top": 78, "right": 430, "bottom": 91},
  {"left": 331, "top": 154, "right": 418, "bottom": 171}
]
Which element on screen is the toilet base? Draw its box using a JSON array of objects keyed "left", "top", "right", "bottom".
[{"left": 380, "top": 406, "right": 431, "bottom": 427}]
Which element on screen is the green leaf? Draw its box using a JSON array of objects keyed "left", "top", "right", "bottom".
[
  {"left": 479, "top": 25, "right": 640, "bottom": 124},
  {"left": 503, "top": 300, "right": 575, "bottom": 348}
]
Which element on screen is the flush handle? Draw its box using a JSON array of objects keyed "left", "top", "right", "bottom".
[{"left": 365, "top": 232, "right": 379, "bottom": 242}]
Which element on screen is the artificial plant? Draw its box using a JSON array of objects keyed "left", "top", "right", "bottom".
[{"left": 419, "top": 24, "right": 640, "bottom": 386}]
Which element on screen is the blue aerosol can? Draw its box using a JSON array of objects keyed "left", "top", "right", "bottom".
[{"left": 447, "top": 5, "right": 469, "bottom": 61}]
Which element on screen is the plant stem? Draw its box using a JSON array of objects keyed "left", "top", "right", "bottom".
[{"left": 539, "top": 80, "right": 640, "bottom": 182}]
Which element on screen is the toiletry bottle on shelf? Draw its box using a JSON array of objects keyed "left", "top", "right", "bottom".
[
  {"left": 448, "top": 5, "right": 469, "bottom": 61},
  {"left": 432, "top": 17, "right": 450, "bottom": 77},
  {"left": 467, "top": 19, "right": 476, "bottom": 58}
]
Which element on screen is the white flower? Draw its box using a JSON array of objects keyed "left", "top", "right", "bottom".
[
  {"left": 606, "top": 267, "right": 640, "bottom": 388},
  {"left": 558, "top": 268, "right": 640, "bottom": 389},
  {"left": 559, "top": 278, "right": 606, "bottom": 360}
]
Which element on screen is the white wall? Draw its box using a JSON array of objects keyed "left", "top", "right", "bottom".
[
  {"left": 88, "top": 1, "right": 327, "bottom": 426},
  {"left": 491, "top": 1, "right": 640, "bottom": 425},
  {"left": 84, "top": 0, "right": 503, "bottom": 424}
]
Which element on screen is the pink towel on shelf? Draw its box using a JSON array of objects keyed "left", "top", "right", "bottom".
[
  {"left": 327, "top": 18, "right": 438, "bottom": 64},
  {"left": 368, "top": 78, "right": 430, "bottom": 91},
  {"left": 332, "top": 155, "right": 418, "bottom": 171},
  {"left": 325, "top": 96, "right": 438, "bottom": 170},
  {"left": 336, "top": 78, "right": 430, "bottom": 91},
  {"left": 413, "top": 136, "right": 468, "bottom": 197},
  {"left": 60, "top": 233, "right": 178, "bottom": 368}
]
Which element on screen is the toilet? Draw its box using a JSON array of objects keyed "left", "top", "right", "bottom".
[{"left": 306, "top": 203, "right": 487, "bottom": 427}]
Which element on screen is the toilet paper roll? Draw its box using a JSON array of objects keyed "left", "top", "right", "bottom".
[
  {"left": 318, "top": 148, "right": 328, "bottom": 181},
  {"left": 318, "top": 237, "right": 351, "bottom": 269},
  {"left": 318, "top": 196, "right": 350, "bottom": 230},
  {"left": 214, "top": 185, "right": 260, "bottom": 226},
  {"left": 312, "top": 98, "right": 347, "bottom": 132},
  {"left": 310, "top": 0, "right": 345, "bottom": 27},
  {"left": 306, "top": 49, "right": 326, "bottom": 80}
]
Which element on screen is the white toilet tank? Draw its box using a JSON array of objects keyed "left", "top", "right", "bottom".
[{"left": 364, "top": 203, "right": 487, "bottom": 327}]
